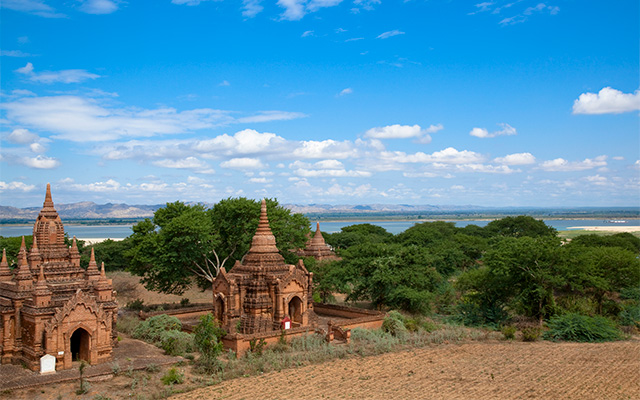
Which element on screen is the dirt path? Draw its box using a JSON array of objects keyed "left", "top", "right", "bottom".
[{"left": 171, "top": 340, "right": 640, "bottom": 400}]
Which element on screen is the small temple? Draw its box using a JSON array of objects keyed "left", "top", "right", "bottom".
[
  {"left": 212, "top": 200, "right": 315, "bottom": 335},
  {"left": 0, "top": 184, "right": 117, "bottom": 371},
  {"left": 297, "top": 222, "right": 341, "bottom": 261}
]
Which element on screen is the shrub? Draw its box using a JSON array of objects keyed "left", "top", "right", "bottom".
[
  {"left": 521, "top": 325, "right": 542, "bottom": 342},
  {"left": 249, "top": 338, "right": 267, "bottom": 355},
  {"left": 619, "top": 304, "right": 640, "bottom": 329},
  {"left": 501, "top": 325, "right": 516, "bottom": 340},
  {"left": 160, "top": 330, "right": 194, "bottom": 356},
  {"left": 126, "top": 299, "right": 144, "bottom": 311},
  {"left": 161, "top": 367, "right": 184, "bottom": 385},
  {"left": 133, "top": 314, "right": 182, "bottom": 343},
  {"left": 116, "top": 314, "right": 141, "bottom": 335},
  {"left": 180, "top": 297, "right": 190, "bottom": 307},
  {"left": 193, "top": 314, "right": 225, "bottom": 360},
  {"left": 543, "top": 313, "right": 622, "bottom": 342},
  {"left": 382, "top": 311, "right": 408, "bottom": 340}
]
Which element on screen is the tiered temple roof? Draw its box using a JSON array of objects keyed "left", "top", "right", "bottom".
[{"left": 297, "top": 222, "right": 341, "bottom": 261}]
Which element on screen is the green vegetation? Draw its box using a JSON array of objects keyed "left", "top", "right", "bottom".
[
  {"left": 125, "top": 198, "right": 309, "bottom": 294},
  {"left": 543, "top": 313, "right": 622, "bottom": 342}
]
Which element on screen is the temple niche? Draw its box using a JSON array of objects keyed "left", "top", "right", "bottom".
[
  {"left": 0, "top": 184, "right": 117, "bottom": 371},
  {"left": 297, "top": 222, "right": 341, "bottom": 261},
  {"left": 212, "top": 199, "right": 315, "bottom": 334}
]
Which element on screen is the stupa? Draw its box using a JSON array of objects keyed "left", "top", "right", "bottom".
[
  {"left": 297, "top": 222, "right": 341, "bottom": 261},
  {"left": 0, "top": 184, "right": 117, "bottom": 371},
  {"left": 211, "top": 200, "right": 314, "bottom": 333}
]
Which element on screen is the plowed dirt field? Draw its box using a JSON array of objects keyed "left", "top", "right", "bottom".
[{"left": 171, "top": 340, "right": 639, "bottom": 400}]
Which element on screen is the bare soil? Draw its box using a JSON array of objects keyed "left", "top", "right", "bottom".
[
  {"left": 170, "top": 340, "right": 640, "bottom": 400},
  {"left": 109, "top": 271, "right": 212, "bottom": 306}
]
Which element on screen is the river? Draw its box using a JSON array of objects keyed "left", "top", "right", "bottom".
[{"left": 1, "top": 219, "right": 638, "bottom": 239}]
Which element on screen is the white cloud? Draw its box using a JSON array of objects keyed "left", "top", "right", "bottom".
[
  {"left": 220, "top": 157, "right": 265, "bottom": 169},
  {"left": 293, "top": 139, "right": 356, "bottom": 159},
  {"left": 249, "top": 177, "right": 272, "bottom": 183},
  {"left": 338, "top": 87, "right": 353, "bottom": 96},
  {"left": 494, "top": 152, "right": 536, "bottom": 165},
  {"left": 152, "top": 157, "right": 211, "bottom": 170},
  {"left": 1, "top": 0, "right": 66, "bottom": 18},
  {"left": 301, "top": 30, "right": 314, "bottom": 37},
  {"left": 294, "top": 168, "right": 371, "bottom": 178},
  {"left": 383, "top": 147, "right": 485, "bottom": 165},
  {"left": 1, "top": 50, "right": 32, "bottom": 57},
  {"left": 242, "top": 0, "right": 263, "bottom": 17},
  {"left": 21, "top": 155, "right": 60, "bottom": 169},
  {"left": 3, "top": 95, "right": 305, "bottom": 142},
  {"left": 172, "top": 0, "right": 216, "bottom": 5},
  {"left": 572, "top": 87, "right": 640, "bottom": 115},
  {"left": 539, "top": 156, "right": 607, "bottom": 172},
  {"left": 454, "top": 164, "right": 519, "bottom": 174},
  {"left": 278, "top": 0, "right": 305, "bottom": 20},
  {"left": 377, "top": 30, "right": 405, "bottom": 39},
  {"left": 237, "top": 110, "right": 307, "bottom": 123},
  {"left": 15, "top": 62, "right": 100, "bottom": 84},
  {"left": 7, "top": 128, "right": 40, "bottom": 144},
  {"left": 470, "top": 123, "right": 517, "bottom": 138},
  {"left": 0, "top": 181, "right": 36, "bottom": 192},
  {"left": 78, "top": 0, "right": 119, "bottom": 14},
  {"left": 29, "top": 142, "right": 47, "bottom": 153},
  {"left": 365, "top": 124, "right": 441, "bottom": 143}
]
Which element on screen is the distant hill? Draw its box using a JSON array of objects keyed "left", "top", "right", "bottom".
[{"left": 0, "top": 201, "right": 637, "bottom": 223}]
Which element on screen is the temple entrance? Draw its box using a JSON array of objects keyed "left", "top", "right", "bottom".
[
  {"left": 288, "top": 296, "right": 303, "bottom": 324},
  {"left": 70, "top": 328, "right": 90, "bottom": 362},
  {"left": 215, "top": 297, "right": 224, "bottom": 322}
]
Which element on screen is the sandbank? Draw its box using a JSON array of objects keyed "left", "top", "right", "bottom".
[{"left": 566, "top": 226, "right": 640, "bottom": 233}]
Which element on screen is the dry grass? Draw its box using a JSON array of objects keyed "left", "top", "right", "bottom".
[{"left": 108, "top": 271, "right": 212, "bottom": 306}]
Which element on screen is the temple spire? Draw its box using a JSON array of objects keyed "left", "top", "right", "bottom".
[
  {"left": 0, "top": 249, "right": 11, "bottom": 281},
  {"left": 43, "top": 183, "right": 54, "bottom": 209},
  {"left": 15, "top": 237, "right": 33, "bottom": 284},
  {"left": 86, "top": 247, "right": 100, "bottom": 279}
]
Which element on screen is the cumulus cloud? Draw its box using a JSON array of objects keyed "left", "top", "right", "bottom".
[
  {"left": 338, "top": 87, "right": 353, "bottom": 96},
  {"left": 21, "top": 155, "right": 60, "bottom": 169},
  {"left": 7, "top": 128, "right": 40, "bottom": 144},
  {"left": 0, "top": 181, "right": 36, "bottom": 192},
  {"left": 365, "top": 124, "right": 442, "bottom": 143},
  {"left": 15, "top": 62, "right": 101, "bottom": 84},
  {"left": 152, "top": 157, "right": 212, "bottom": 171},
  {"left": 539, "top": 156, "right": 607, "bottom": 172},
  {"left": 293, "top": 139, "right": 356, "bottom": 159},
  {"left": 377, "top": 30, "right": 405, "bottom": 39},
  {"left": 470, "top": 123, "right": 517, "bottom": 138},
  {"left": 572, "top": 87, "right": 640, "bottom": 115},
  {"left": 494, "top": 152, "right": 536, "bottom": 165},
  {"left": 277, "top": 0, "right": 306, "bottom": 20},
  {"left": 220, "top": 157, "right": 265, "bottom": 169},
  {"left": 383, "top": 147, "right": 485, "bottom": 165}
]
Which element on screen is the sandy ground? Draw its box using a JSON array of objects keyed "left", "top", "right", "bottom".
[
  {"left": 567, "top": 226, "right": 640, "bottom": 232},
  {"left": 108, "top": 270, "right": 212, "bottom": 306},
  {"left": 170, "top": 340, "right": 640, "bottom": 400}
]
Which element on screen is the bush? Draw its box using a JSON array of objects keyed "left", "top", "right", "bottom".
[
  {"left": 126, "top": 299, "right": 145, "bottom": 311},
  {"left": 161, "top": 367, "right": 184, "bottom": 385},
  {"left": 521, "top": 325, "right": 542, "bottom": 342},
  {"left": 133, "top": 314, "right": 182, "bottom": 343},
  {"left": 160, "top": 330, "right": 194, "bottom": 356},
  {"left": 382, "top": 311, "right": 408, "bottom": 340},
  {"left": 116, "top": 314, "right": 141, "bottom": 335},
  {"left": 543, "top": 313, "right": 622, "bottom": 342},
  {"left": 501, "top": 325, "right": 516, "bottom": 340},
  {"left": 619, "top": 304, "right": 640, "bottom": 329}
]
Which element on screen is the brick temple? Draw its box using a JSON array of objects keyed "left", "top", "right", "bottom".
[
  {"left": 0, "top": 184, "right": 117, "bottom": 371},
  {"left": 297, "top": 222, "right": 341, "bottom": 261},
  {"left": 212, "top": 199, "right": 315, "bottom": 334}
]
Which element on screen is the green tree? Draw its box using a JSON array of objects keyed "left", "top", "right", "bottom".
[
  {"left": 485, "top": 216, "right": 557, "bottom": 239},
  {"left": 0, "top": 235, "right": 33, "bottom": 267},
  {"left": 324, "top": 223, "right": 394, "bottom": 250},
  {"left": 126, "top": 198, "right": 309, "bottom": 295}
]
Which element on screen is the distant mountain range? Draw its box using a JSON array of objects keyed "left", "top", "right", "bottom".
[{"left": 0, "top": 201, "right": 637, "bottom": 222}]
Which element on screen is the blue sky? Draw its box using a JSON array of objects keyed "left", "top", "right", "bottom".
[{"left": 1, "top": 0, "right": 638, "bottom": 208}]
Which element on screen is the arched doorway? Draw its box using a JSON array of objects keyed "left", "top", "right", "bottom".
[
  {"left": 288, "top": 296, "right": 303, "bottom": 324},
  {"left": 215, "top": 297, "right": 224, "bottom": 322},
  {"left": 70, "top": 328, "right": 91, "bottom": 362}
]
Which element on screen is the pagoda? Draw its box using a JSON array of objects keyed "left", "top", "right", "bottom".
[
  {"left": 297, "top": 222, "right": 341, "bottom": 261},
  {"left": 0, "top": 184, "right": 117, "bottom": 371},
  {"left": 211, "top": 200, "right": 314, "bottom": 333}
]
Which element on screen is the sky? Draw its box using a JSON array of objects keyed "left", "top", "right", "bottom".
[{"left": 1, "top": 0, "right": 638, "bottom": 208}]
